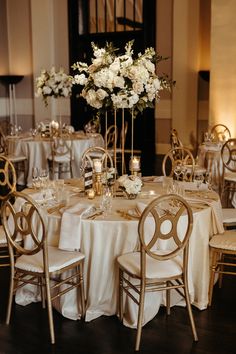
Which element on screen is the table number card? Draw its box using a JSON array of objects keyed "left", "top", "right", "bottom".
[{"left": 84, "top": 166, "right": 93, "bottom": 191}]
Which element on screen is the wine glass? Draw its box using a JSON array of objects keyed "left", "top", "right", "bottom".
[
  {"left": 174, "top": 164, "right": 182, "bottom": 181},
  {"left": 205, "top": 172, "right": 213, "bottom": 190},
  {"left": 194, "top": 173, "right": 204, "bottom": 189},
  {"left": 32, "top": 167, "right": 39, "bottom": 189}
]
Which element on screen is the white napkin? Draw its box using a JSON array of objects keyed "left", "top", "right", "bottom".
[
  {"left": 185, "top": 197, "right": 224, "bottom": 234},
  {"left": 59, "top": 202, "right": 95, "bottom": 251}
]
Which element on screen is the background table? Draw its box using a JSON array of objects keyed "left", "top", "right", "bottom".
[{"left": 7, "top": 133, "right": 104, "bottom": 186}]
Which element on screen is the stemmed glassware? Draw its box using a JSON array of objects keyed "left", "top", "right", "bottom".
[
  {"left": 205, "top": 172, "right": 213, "bottom": 190},
  {"left": 32, "top": 167, "right": 39, "bottom": 189},
  {"left": 174, "top": 164, "right": 182, "bottom": 181},
  {"left": 194, "top": 173, "right": 204, "bottom": 189}
]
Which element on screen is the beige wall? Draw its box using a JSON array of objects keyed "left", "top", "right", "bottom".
[
  {"left": 0, "top": 0, "right": 70, "bottom": 129},
  {"left": 210, "top": 0, "right": 236, "bottom": 137}
]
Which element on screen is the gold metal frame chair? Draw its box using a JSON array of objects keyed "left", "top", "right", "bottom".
[
  {"left": 170, "top": 128, "right": 183, "bottom": 149},
  {"left": 211, "top": 124, "right": 231, "bottom": 142},
  {"left": 105, "top": 125, "right": 118, "bottom": 149},
  {"left": 209, "top": 230, "right": 236, "bottom": 305},
  {"left": 1, "top": 191, "right": 86, "bottom": 344},
  {"left": 48, "top": 136, "right": 74, "bottom": 179},
  {"left": 117, "top": 194, "right": 198, "bottom": 351},
  {"left": 0, "top": 155, "right": 17, "bottom": 267},
  {"left": 220, "top": 138, "right": 236, "bottom": 207},
  {"left": 0, "top": 126, "right": 27, "bottom": 185},
  {"left": 162, "top": 146, "right": 195, "bottom": 181},
  {"left": 82, "top": 146, "right": 114, "bottom": 170}
]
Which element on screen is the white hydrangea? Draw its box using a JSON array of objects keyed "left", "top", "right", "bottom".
[{"left": 71, "top": 40, "right": 173, "bottom": 115}]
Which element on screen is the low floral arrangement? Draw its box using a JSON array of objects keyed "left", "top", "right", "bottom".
[
  {"left": 35, "top": 67, "right": 73, "bottom": 106},
  {"left": 117, "top": 174, "right": 142, "bottom": 196},
  {"left": 72, "top": 40, "right": 174, "bottom": 117}
]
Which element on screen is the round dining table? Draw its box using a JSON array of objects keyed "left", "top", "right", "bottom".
[
  {"left": 15, "top": 178, "right": 224, "bottom": 329},
  {"left": 6, "top": 132, "right": 104, "bottom": 186}
]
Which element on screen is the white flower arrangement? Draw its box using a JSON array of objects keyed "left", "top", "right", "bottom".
[
  {"left": 117, "top": 174, "right": 142, "bottom": 195},
  {"left": 72, "top": 40, "right": 174, "bottom": 116},
  {"left": 35, "top": 67, "right": 73, "bottom": 106}
]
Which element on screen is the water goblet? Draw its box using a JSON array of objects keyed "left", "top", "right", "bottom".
[
  {"left": 205, "top": 172, "right": 213, "bottom": 190},
  {"left": 32, "top": 167, "right": 39, "bottom": 189},
  {"left": 194, "top": 173, "right": 204, "bottom": 190},
  {"left": 100, "top": 186, "right": 113, "bottom": 217},
  {"left": 174, "top": 164, "right": 182, "bottom": 181}
]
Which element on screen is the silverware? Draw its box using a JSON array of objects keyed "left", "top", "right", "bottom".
[
  {"left": 47, "top": 202, "right": 65, "bottom": 214},
  {"left": 86, "top": 211, "right": 104, "bottom": 220}
]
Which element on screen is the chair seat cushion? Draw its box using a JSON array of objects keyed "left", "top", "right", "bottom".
[
  {"left": 209, "top": 230, "right": 236, "bottom": 250},
  {"left": 0, "top": 225, "right": 7, "bottom": 245},
  {"left": 224, "top": 171, "right": 236, "bottom": 182},
  {"left": 7, "top": 154, "right": 27, "bottom": 163},
  {"left": 0, "top": 225, "right": 21, "bottom": 245},
  {"left": 117, "top": 250, "right": 183, "bottom": 279},
  {"left": 16, "top": 246, "right": 85, "bottom": 273},
  {"left": 222, "top": 208, "right": 236, "bottom": 224},
  {"left": 48, "top": 155, "right": 72, "bottom": 163}
]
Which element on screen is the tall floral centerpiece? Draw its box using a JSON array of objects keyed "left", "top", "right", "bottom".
[
  {"left": 35, "top": 67, "right": 73, "bottom": 128},
  {"left": 72, "top": 40, "right": 174, "bottom": 180},
  {"left": 71, "top": 40, "right": 172, "bottom": 115}
]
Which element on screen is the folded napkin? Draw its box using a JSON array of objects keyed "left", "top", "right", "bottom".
[
  {"left": 181, "top": 181, "right": 208, "bottom": 191},
  {"left": 59, "top": 202, "right": 95, "bottom": 251},
  {"left": 185, "top": 197, "right": 224, "bottom": 234}
]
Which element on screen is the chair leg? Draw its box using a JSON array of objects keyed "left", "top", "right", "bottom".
[
  {"left": 44, "top": 275, "right": 55, "bottom": 344},
  {"left": 118, "top": 268, "right": 124, "bottom": 321},
  {"left": 183, "top": 280, "right": 198, "bottom": 341},
  {"left": 218, "top": 252, "right": 224, "bottom": 288},
  {"left": 166, "top": 281, "right": 171, "bottom": 315},
  {"left": 6, "top": 270, "right": 15, "bottom": 324},
  {"left": 135, "top": 281, "right": 145, "bottom": 351},
  {"left": 209, "top": 250, "right": 218, "bottom": 306},
  {"left": 78, "top": 263, "right": 86, "bottom": 319}
]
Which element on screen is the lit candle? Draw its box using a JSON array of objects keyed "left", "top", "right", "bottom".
[
  {"left": 87, "top": 188, "right": 95, "bottom": 199},
  {"left": 51, "top": 120, "right": 59, "bottom": 130},
  {"left": 93, "top": 159, "right": 102, "bottom": 173},
  {"left": 130, "top": 156, "right": 140, "bottom": 171}
]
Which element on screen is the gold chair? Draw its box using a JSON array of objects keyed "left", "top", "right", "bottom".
[
  {"left": 81, "top": 146, "right": 114, "bottom": 170},
  {"left": 211, "top": 124, "right": 231, "bottom": 142},
  {"left": 104, "top": 125, "right": 118, "bottom": 150},
  {"left": 209, "top": 230, "right": 236, "bottom": 305},
  {"left": 170, "top": 128, "right": 183, "bottom": 149},
  {"left": 48, "top": 136, "right": 74, "bottom": 179},
  {"left": 220, "top": 138, "right": 236, "bottom": 207},
  {"left": 117, "top": 194, "right": 198, "bottom": 351},
  {"left": 1, "top": 191, "right": 86, "bottom": 344},
  {"left": 162, "top": 146, "right": 195, "bottom": 181},
  {"left": 221, "top": 208, "right": 236, "bottom": 229},
  {"left": 0, "top": 126, "right": 27, "bottom": 185},
  {"left": 0, "top": 155, "right": 17, "bottom": 267}
]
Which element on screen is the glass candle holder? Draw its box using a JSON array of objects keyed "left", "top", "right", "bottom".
[{"left": 129, "top": 156, "right": 141, "bottom": 175}]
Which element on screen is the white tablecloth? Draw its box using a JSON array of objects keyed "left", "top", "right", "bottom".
[
  {"left": 7, "top": 133, "right": 104, "bottom": 186},
  {"left": 15, "top": 180, "right": 224, "bottom": 327}
]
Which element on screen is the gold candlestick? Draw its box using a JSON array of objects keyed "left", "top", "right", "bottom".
[{"left": 94, "top": 172, "right": 102, "bottom": 196}]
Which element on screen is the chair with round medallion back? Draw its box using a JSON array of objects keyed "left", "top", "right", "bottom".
[
  {"left": 0, "top": 155, "right": 19, "bottom": 268},
  {"left": 117, "top": 194, "right": 198, "bottom": 351},
  {"left": 1, "top": 190, "right": 86, "bottom": 344}
]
